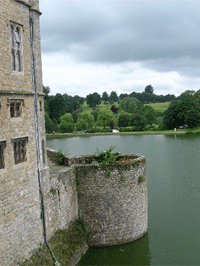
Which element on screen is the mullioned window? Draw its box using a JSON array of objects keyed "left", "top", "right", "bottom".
[
  {"left": 12, "top": 137, "right": 28, "bottom": 164},
  {"left": 9, "top": 99, "right": 24, "bottom": 118},
  {"left": 10, "top": 22, "right": 23, "bottom": 72}
]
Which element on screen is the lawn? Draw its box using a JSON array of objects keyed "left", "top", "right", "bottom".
[{"left": 145, "top": 102, "right": 170, "bottom": 113}]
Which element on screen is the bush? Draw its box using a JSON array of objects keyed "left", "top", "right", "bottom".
[
  {"left": 60, "top": 121, "right": 74, "bottom": 133},
  {"left": 53, "top": 149, "right": 66, "bottom": 165},
  {"left": 60, "top": 113, "right": 74, "bottom": 133},
  {"left": 146, "top": 125, "right": 156, "bottom": 131},
  {"left": 95, "top": 145, "right": 119, "bottom": 165},
  {"left": 100, "top": 127, "right": 112, "bottom": 133}
]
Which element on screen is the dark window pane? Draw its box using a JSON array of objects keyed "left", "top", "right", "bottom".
[
  {"left": 16, "top": 103, "right": 20, "bottom": 117},
  {"left": 14, "top": 139, "right": 27, "bottom": 164},
  {"left": 10, "top": 103, "right": 15, "bottom": 117},
  {"left": 14, "top": 142, "right": 17, "bottom": 164}
]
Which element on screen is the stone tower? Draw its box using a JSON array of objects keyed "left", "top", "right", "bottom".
[{"left": 0, "top": 0, "right": 49, "bottom": 265}]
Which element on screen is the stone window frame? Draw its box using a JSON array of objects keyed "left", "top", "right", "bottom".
[
  {"left": 10, "top": 22, "right": 23, "bottom": 72},
  {"left": 8, "top": 98, "right": 24, "bottom": 118},
  {"left": 12, "top": 137, "right": 28, "bottom": 165},
  {"left": 0, "top": 140, "right": 6, "bottom": 169}
]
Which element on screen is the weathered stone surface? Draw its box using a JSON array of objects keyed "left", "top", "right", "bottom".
[
  {"left": 47, "top": 148, "right": 148, "bottom": 248},
  {"left": 0, "top": 1, "right": 48, "bottom": 265},
  {"left": 75, "top": 156, "right": 148, "bottom": 246},
  {"left": 46, "top": 158, "right": 79, "bottom": 239}
]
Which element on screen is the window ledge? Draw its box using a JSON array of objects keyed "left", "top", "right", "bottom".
[
  {"left": 13, "top": 161, "right": 27, "bottom": 169},
  {"left": 11, "top": 136, "right": 28, "bottom": 142},
  {"left": 10, "top": 117, "right": 23, "bottom": 122},
  {"left": 11, "top": 71, "right": 24, "bottom": 76}
]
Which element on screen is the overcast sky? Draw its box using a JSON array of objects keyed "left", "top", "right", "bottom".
[{"left": 40, "top": 0, "right": 200, "bottom": 97}]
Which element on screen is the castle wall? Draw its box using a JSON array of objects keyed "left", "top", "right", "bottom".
[
  {"left": 75, "top": 156, "right": 148, "bottom": 246},
  {"left": 0, "top": 1, "right": 49, "bottom": 265},
  {"left": 45, "top": 159, "right": 79, "bottom": 240}
]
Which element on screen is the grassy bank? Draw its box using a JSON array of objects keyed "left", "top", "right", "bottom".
[
  {"left": 46, "top": 129, "right": 186, "bottom": 139},
  {"left": 185, "top": 126, "right": 200, "bottom": 135},
  {"left": 20, "top": 219, "right": 88, "bottom": 266}
]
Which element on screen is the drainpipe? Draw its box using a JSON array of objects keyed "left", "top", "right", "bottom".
[{"left": 29, "top": 16, "right": 58, "bottom": 264}]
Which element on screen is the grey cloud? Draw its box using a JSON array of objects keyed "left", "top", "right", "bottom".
[{"left": 40, "top": 0, "right": 200, "bottom": 76}]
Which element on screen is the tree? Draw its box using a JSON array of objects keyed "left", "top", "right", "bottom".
[
  {"left": 102, "top": 91, "right": 109, "bottom": 102},
  {"left": 76, "top": 112, "right": 94, "bottom": 131},
  {"left": 86, "top": 92, "right": 101, "bottom": 108},
  {"left": 129, "top": 113, "right": 147, "bottom": 131},
  {"left": 73, "top": 95, "right": 85, "bottom": 105},
  {"left": 145, "top": 85, "right": 154, "bottom": 94},
  {"left": 110, "top": 104, "right": 118, "bottom": 114},
  {"left": 163, "top": 101, "right": 180, "bottom": 129},
  {"left": 45, "top": 112, "right": 54, "bottom": 132},
  {"left": 43, "top": 85, "right": 50, "bottom": 100},
  {"left": 185, "top": 108, "right": 200, "bottom": 128},
  {"left": 72, "top": 107, "right": 83, "bottom": 123},
  {"left": 142, "top": 105, "right": 157, "bottom": 125},
  {"left": 97, "top": 108, "right": 114, "bottom": 128},
  {"left": 60, "top": 113, "right": 74, "bottom": 133},
  {"left": 109, "top": 91, "right": 119, "bottom": 102},
  {"left": 107, "top": 120, "right": 115, "bottom": 129},
  {"left": 118, "top": 112, "right": 130, "bottom": 128},
  {"left": 120, "top": 97, "right": 141, "bottom": 113},
  {"left": 119, "top": 93, "right": 129, "bottom": 100},
  {"left": 163, "top": 90, "right": 200, "bottom": 129},
  {"left": 91, "top": 108, "right": 98, "bottom": 122}
]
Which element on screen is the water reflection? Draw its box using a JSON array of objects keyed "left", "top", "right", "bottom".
[{"left": 79, "top": 233, "right": 151, "bottom": 265}]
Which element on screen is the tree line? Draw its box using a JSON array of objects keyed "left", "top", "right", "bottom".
[
  {"left": 44, "top": 85, "right": 200, "bottom": 133},
  {"left": 86, "top": 85, "right": 176, "bottom": 108}
]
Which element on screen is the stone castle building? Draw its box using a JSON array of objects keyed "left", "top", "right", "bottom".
[
  {"left": 0, "top": 0, "right": 49, "bottom": 264},
  {"left": 0, "top": 1, "right": 148, "bottom": 265}
]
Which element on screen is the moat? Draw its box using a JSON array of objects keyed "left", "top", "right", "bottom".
[{"left": 47, "top": 134, "right": 200, "bottom": 265}]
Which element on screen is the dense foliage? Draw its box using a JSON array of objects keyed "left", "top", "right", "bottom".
[
  {"left": 43, "top": 85, "right": 200, "bottom": 133},
  {"left": 86, "top": 92, "right": 101, "bottom": 108},
  {"left": 163, "top": 90, "right": 200, "bottom": 129}
]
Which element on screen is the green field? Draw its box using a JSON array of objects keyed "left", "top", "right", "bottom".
[
  {"left": 82, "top": 100, "right": 170, "bottom": 114},
  {"left": 81, "top": 101, "right": 119, "bottom": 112},
  {"left": 145, "top": 102, "right": 170, "bottom": 113}
]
